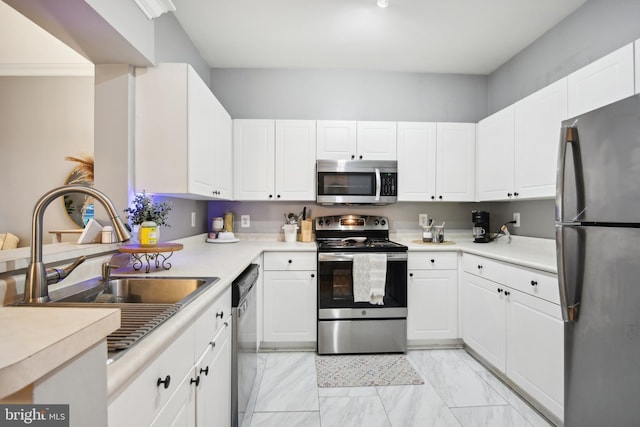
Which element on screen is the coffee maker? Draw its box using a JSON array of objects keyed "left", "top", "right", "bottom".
[{"left": 472, "top": 210, "right": 491, "bottom": 243}]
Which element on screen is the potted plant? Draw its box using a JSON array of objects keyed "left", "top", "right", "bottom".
[{"left": 124, "top": 191, "right": 172, "bottom": 246}]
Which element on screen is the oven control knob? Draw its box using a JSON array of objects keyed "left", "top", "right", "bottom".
[
  {"left": 374, "top": 219, "right": 379, "bottom": 225},
  {"left": 325, "top": 219, "right": 331, "bottom": 225},
  {"left": 380, "top": 219, "right": 386, "bottom": 226},
  {"left": 318, "top": 220, "right": 323, "bottom": 226},
  {"left": 361, "top": 310, "right": 367, "bottom": 316}
]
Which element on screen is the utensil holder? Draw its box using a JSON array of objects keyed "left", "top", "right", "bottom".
[{"left": 283, "top": 224, "right": 299, "bottom": 243}]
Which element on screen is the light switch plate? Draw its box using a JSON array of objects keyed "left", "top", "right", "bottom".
[
  {"left": 419, "top": 214, "right": 429, "bottom": 227},
  {"left": 241, "top": 215, "right": 250, "bottom": 228}
]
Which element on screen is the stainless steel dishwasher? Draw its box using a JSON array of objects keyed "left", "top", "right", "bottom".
[{"left": 232, "top": 264, "right": 259, "bottom": 427}]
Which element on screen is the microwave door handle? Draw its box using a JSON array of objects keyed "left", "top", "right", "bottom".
[{"left": 375, "top": 168, "right": 381, "bottom": 201}]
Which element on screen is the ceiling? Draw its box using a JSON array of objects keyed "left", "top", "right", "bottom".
[{"left": 172, "top": 0, "right": 588, "bottom": 74}]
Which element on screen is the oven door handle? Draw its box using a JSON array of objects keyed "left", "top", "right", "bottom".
[
  {"left": 318, "top": 252, "right": 407, "bottom": 262},
  {"left": 374, "top": 168, "right": 381, "bottom": 202}
]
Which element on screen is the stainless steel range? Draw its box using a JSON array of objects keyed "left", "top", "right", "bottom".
[{"left": 315, "top": 214, "right": 408, "bottom": 354}]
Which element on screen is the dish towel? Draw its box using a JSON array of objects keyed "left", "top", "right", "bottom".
[{"left": 352, "top": 254, "right": 387, "bottom": 305}]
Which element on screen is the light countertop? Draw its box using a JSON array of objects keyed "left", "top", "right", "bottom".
[{"left": 1, "top": 232, "right": 556, "bottom": 402}]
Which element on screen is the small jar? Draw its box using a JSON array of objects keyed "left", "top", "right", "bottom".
[
  {"left": 101, "top": 225, "right": 114, "bottom": 244},
  {"left": 139, "top": 221, "right": 158, "bottom": 246}
]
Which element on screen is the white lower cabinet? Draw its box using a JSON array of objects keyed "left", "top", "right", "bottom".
[
  {"left": 407, "top": 252, "right": 458, "bottom": 341},
  {"left": 263, "top": 251, "right": 317, "bottom": 345},
  {"left": 109, "top": 288, "right": 232, "bottom": 427},
  {"left": 461, "top": 254, "right": 564, "bottom": 422}
]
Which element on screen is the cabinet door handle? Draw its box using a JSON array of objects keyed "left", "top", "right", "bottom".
[
  {"left": 477, "top": 265, "right": 483, "bottom": 269},
  {"left": 514, "top": 192, "right": 519, "bottom": 197},
  {"left": 190, "top": 376, "right": 200, "bottom": 387},
  {"left": 288, "top": 259, "right": 293, "bottom": 264},
  {"left": 216, "top": 311, "right": 224, "bottom": 319},
  {"left": 200, "top": 366, "right": 209, "bottom": 376},
  {"left": 497, "top": 288, "right": 503, "bottom": 293},
  {"left": 268, "top": 194, "right": 273, "bottom": 199},
  {"left": 431, "top": 195, "right": 435, "bottom": 200},
  {"left": 311, "top": 273, "right": 315, "bottom": 278},
  {"left": 438, "top": 195, "right": 443, "bottom": 200},
  {"left": 430, "top": 259, "right": 435, "bottom": 263},
  {"left": 359, "top": 155, "right": 363, "bottom": 159},
  {"left": 409, "top": 273, "right": 413, "bottom": 277},
  {"left": 209, "top": 341, "right": 216, "bottom": 349},
  {"left": 505, "top": 291, "right": 511, "bottom": 296},
  {"left": 531, "top": 280, "right": 538, "bottom": 286},
  {"left": 507, "top": 192, "right": 513, "bottom": 197},
  {"left": 277, "top": 194, "right": 281, "bottom": 199},
  {"left": 157, "top": 375, "right": 171, "bottom": 389}
]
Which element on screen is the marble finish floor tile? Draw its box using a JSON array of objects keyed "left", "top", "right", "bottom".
[
  {"left": 319, "top": 396, "right": 391, "bottom": 427},
  {"left": 253, "top": 352, "right": 319, "bottom": 412},
  {"left": 453, "top": 349, "right": 489, "bottom": 373},
  {"left": 451, "top": 405, "right": 533, "bottom": 427},
  {"left": 377, "top": 384, "right": 462, "bottom": 427},
  {"left": 318, "top": 386, "right": 379, "bottom": 397},
  {"left": 477, "top": 371, "right": 553, "bottom": 427},
  {"left": 240, "top": 353, "right": 269, "bottom": 427},
  {"left": 249, "top": 411, "right": 320, "bottom": 427},
  {"left": 409, "top": 350, "right": 507, "bottom": 408}
]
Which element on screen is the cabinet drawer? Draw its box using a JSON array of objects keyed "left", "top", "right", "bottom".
[
  {"left": 108, "top": 325, "right": 195, "bottom": 427},
  {"left": 263, "top": 251, "right": 316, "bottom": 271},
  {"left": 408, "top": 252, "right": 457, "bottom": 270},
  {"left": 506, "top": 265, "right": 559, "bottom": 305},
  {"left": 463, "top": 253, "right": 506, "bottom": 284},
  {"left": 194, "top": 287, "right": 232, "bottom": 357}
]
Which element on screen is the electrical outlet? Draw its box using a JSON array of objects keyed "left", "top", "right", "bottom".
[
  {"left": 513, "top": 212, "right": 521, "bottom": 228},
  {"left": 191, "top": 212, "right": 196, "bottom": 227},
  {"left": 419, "top": 214, "right": 429, "bottom": 227},
  {"left": 241, "top": 215, "right": 250, "bottom": 228}
]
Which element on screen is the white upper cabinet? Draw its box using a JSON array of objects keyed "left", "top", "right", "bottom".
[
  {"left": 435, "top": 123, "right": 476, "bottom": 201},
  {"left": 356, "top": 121, "right": 397, "bottom": 160},
  {"left": 316, "top": 120, "right": 357, "bottom": 160},
  {"left": 211, "top": 96, "right": 233, "bottom": 200},
  {"left": 476, "top": 106, "right": 515, "bottom": 201},
  {"left": 233, "top": 119, "right": 276, "bottom": 200},
  {"left": 275, "top": 120, "right": 317, "bottom": 200},
  {"left": 234, "top": 119, "right": 316, "bottom": 201},
  {"left": 567, "top": 43, "right": 635, "bottom": 118},
  {"left": 514, "top": 78, "right": 568, "bottom": 199},
  {"left": 135, "top": 63, "right": 230, "bottom": 199},
  {"left": 398, "top": 122, "right": 474, "bottom": 202},
  {"left": 316, "top": 120, "right": 396, "bottom": 160},
  {"left": 397, "top": 122, "right": 437, "bottom": 201},
  {"left": 635, "top": 40, "right": 640, "bottom": 94}
]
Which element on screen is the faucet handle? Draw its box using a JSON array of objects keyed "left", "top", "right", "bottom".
[{"left": 46, "top": 255, "right": 86, "bottom": 285}]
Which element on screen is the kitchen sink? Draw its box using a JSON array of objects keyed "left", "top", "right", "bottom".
[
  {"left": 20, "top": 276, "right": 220, "bottom": 363},
  {"left": 49, "top": 276, "right": 219, "bottom": 306}
]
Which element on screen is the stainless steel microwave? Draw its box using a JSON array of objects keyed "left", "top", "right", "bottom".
[{"left": 316, "top": 160, "right": 398, "bottom": 205}]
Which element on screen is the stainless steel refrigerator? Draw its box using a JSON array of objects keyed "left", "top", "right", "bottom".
[{"left": 556, "top": 93, "right": 640, "bottom": 426}]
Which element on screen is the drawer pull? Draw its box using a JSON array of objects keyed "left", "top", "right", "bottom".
[
  {"left": 409, "top": 273, "right": 413, "bottom": 277},
  {"left": 210, "top": 341, "right": 216, "bottom": 348},
  {"left": 288, "top": 259, "right": 293, "bottom": 264},
  {"left": 157, "top": 375, "right": 171, "bottom": 389},
  {"left": 200, "top": 366, "right": 209, "bottom": 376},
  {"left": 311, "top": 273, "right": 315, "bottom": 278},
  {"left": 430, "top": 259, "right": 435, "bottom": 263},
  {"left": 190, "top": 376, "right": 200, "bottom": 387},
  {"left": 477, "top": 265, "right": 483, "bottom": 269},
  {"left": 216, "top": 311, "right": 224, "bottom": 319},
  {"left": 505, "top": 290, "right": 511, "bottom": 296},
  {"left": 531, "top": 280, "right": 538, "bottom": 286},
  {"left": 497, "top": 288, "right": 503, "bottom": 293}
]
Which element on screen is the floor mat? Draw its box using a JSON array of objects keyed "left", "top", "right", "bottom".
[{"left": 315, "top": 354, "right": 424, "bottom": 387}]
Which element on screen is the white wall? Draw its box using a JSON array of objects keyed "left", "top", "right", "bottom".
[{"left": 0, "top": 76, "right": 94, "bottom": 246}]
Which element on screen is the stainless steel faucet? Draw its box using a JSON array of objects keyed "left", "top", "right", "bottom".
[{"left": 24, "top": 185, "right": 132, "bottom": 303}]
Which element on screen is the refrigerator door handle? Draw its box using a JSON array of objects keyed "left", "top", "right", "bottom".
[
  {"left": 556, "top": 126, "right": 575, "bottom": 222},
  {"left": 556, "top": 223, "right": 580, "bottom": 322}
]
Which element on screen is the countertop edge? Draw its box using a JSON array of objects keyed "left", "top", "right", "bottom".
[{"left": 0, "top": 307, "right": 120, "bottom": 400}]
